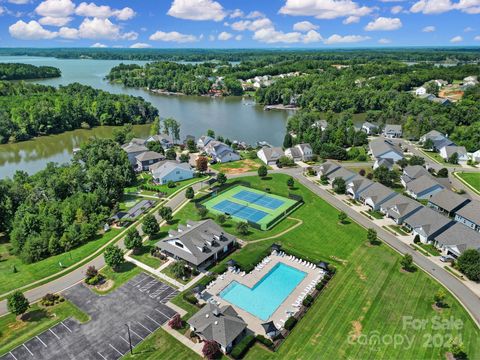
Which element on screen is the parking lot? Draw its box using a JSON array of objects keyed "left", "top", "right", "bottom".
[{"left": 0, "top": 273, "right": 179, "bottom": 360}]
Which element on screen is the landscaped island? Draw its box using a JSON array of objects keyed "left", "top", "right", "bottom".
[{"left": 0, "top": 63, "right": 61, "bottom": 80}]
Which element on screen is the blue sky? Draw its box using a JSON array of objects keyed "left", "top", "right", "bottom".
[{"left": 0, "top": 0, "right": 479, "bottom": 48}]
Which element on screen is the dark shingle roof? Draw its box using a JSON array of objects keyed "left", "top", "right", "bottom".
[{"left": 428, "top": 190, "right": 470, "bottom": 213}]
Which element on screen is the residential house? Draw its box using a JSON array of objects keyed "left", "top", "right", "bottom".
[
  {"left": 471, "top": 150, "right": 480, "bottom": 163},
  {"left": 312, "top": 119, "right": 328, "bottom": 131},
  {"left": 415, "top": 86, "right": 427, "bottom": 96},
  {"left": 439, "top": 146, "right": 468, "bottom": 164},
  {"left": 346, "top": 177, "right": 374, "bottom": 200},
  {"left": 420, "top": 130, "right": 455, "bottom": 151},
  {"left": 284, "top": 143, "right": 313, "bottom": 162},
  {"left": 403, "top": 207, "right": 453, "bottom": 243},
  {"left": 361, "top": 122, "right": 378, "bottom": 135},
  {"left": 419, "top": 93, "right": 436, "bottom": 101},
  {"left": 121, "top": 142, "right": 148, "bottom": 165},
  {"left": 433, "top": 223, "right": 480, "bottom": 258},
  {"left": 157, "top": 220, "right": 236, "bottom": 268},
  {"left": 257, "top": 146, "right": 284, "bottom": 166},
  {"left": 427, "top": 189, "right": 470, "bottom": 217},
  {"left": 380, "top": 195, "right": 423, "bottom": 225},
  {"left": 204, "top": 141, "right": 240, "bottom": 163},
  {"left": 455, "top": 201, "right": 480, "bottom": 232},
  {"left": 383, "top": 124, "right": 402, "bottom": 138},
  {"left": 431, "top": 97, "right": 452, "bottom": 106},
  {"left": 359, "top": 182, "right": 398, "bottom": 210},
  {"left": 111, "top": 199, "right": 155, "bottom": 223},
  {"left": 369, "top": 138, "right": 403, "bottom": 163},
  {"left": 135, "top": 151, "right": 165, "bottom": 171},
  {"left": 187, "top": 303, "right": 247, "bottom": 354},
  {"left": 146, "top": 134, "right": 174, "bottom": 148},
  {"left": 434, "top": 79, "right": 448, "bottom": 87},
  {"left": 129, "top": 138, "right": 147, "bottom": 146},
  {"left": 316, "top": 161, "right": 341, "bottom": 178},
  {"left": 401, "top": 165, "right": 429, "bottom": 188},
  {"left": 197, "top": 135, "right": 214, "bottom": 149},
  {"left": 150, "top": 161, "right": 194, "bottom": 185},
  {"left": 463, "top": 76, "right": 478, "bottom": 87},
  {"left": 326, "top": 167, "right": 357, "bottom": 184},
  {"left": 405, "top": 174, "right": 444, "bottom": 200},
  {"left": 374, "top": 158, "right": 394, "bottom": 170}
]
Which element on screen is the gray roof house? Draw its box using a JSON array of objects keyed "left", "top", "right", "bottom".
[
  {"left": 257, "top": 146, "right": 284, "bottom": 165},
  {"left": 403, "top": 207, "right": 453, "bottom": 243},
  {"left": 146, "top": 134, "right": 174, "bottom": 148},
  {"left": 401, "top": 165, "right": 429, "bottom": 187},
  {"left": 433, "top": 223, "right": 480, "bottom": 258},
  {"left": 197, "top": 135, "right": 214, "bottom": 149},
  {"left": 135, "top": 151, "right": 165, "bottom": 171},
  {"left": 361, "top": 122, "right": 378, "bottom": 135},
  {"left": 187, "top": 303, "right": 247, "bottom": 354},
  {"left": 383, "top": 124, "right": 402, "bottom": 138},
  {"left": 156, "top": 220, "right": 236, "bottom": 268},
  {"left": 439, "top": 145, "right": 468, "bottom": 163},
  {"left": 369, "top": 138, "right": 403, "bottom": 163},
  {"left": 327, "top": 167, "right": 357, "bottom": 184},
  {"left": 374, "top": 158, "right": 395, "bottom": 170},
  {"left": 359, "top": 182, "right": 398, "bottom": 210},
  {"left": 405, "top": 174, "right": 444, "bottom": 200},
  {"left": 204, "top": 141, "right": 241, "bottom": 163},
  {"left": 150, "top": 161, "right": 195, "bottom": 185},
  {"left": 346, "top": 177, "right": 374, "bottom": 200},
  {"left": 316, "top": 161, "right": 341, "bottom": 178},
  {"left": 285, "top": 143, "right": 313, "bottom": 162},
  {"left": 427, "top": 189, "right": 470, "bottom": 217},
  {"left": 455, "top": 201, "right": 480, "bottom": 232},
  {"left": 420, "top": 130, "right": 455, "bottom": 151},
  {"left": 121, "top": 142, "right": 148, "bottom": 165},
  {"left": 380, "top": 195, "right": 423, "bottom": 225}
]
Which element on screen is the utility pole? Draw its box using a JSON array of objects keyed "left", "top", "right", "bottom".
[{"left": 126, "top": 323, "right": 133, "bottom": 355}]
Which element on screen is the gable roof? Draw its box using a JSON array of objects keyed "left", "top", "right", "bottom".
[
  {"left": 347, "top": 177, "right": 373, "bottom": 193},
  {"left": 318, "top": 161, "right": 341, "bottom": 176},
  {"left": 405, "top": 174, "right": 443, "bottom": 195},
  {"left": 297, "top": 143, "right": 312, "bottom": 153},
  {"left": 328, "top": 167, "right": 356, "bottom": 182},
  {"left": 404, "top": 207, "right": 452, "bottom": 237},
  {"left": 258, "top": 146, "right": 283, "bottom": 162},
  {"left": 121, "top": 143, "right": 148, "bottom": 153},
  {"left": 287, "top": 147, "right": 302, "bottom": 158},
  {"left": 428, "top": 189, "right": 470, "bottom": 213},
  {"left": 360, "top": 182, "right": 397, "bottom": 204},
  {"left": 147, "top": 134, "right": 173, "bottom": 143},
  {"left": 135, "top": 151, "right": 165, "bottom": 162},
  {"left": 455, "top": 200, "right": 480, "bottom": 225},
  {"left": 443, "top": 146, "right": 467, "bottom": 157},
  {"left": 151, "top": 161, "right": 192, "bottom": 179},
  {"left": 434, "top": 223, "right": 480, "bottom": 253},
  {"left": 381, "top": 194, "right": 423, "bottom": 218},
  {"left": 403, "top": 165, "right": 429, "bottom": 181},
  {"left": 369, "top": 139, "right": 403, "bottom": 159},
  {"left": 362, "top": 121, "right": 377, "bottom": 129}
]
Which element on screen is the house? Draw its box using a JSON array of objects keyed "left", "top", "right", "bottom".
[
  {"left": 326, "top": 167, "right": 357, "bottom": 184},
  {"left": 373, "top": 158, "right": 394, "bottom": 170},
  {"left": 156, "top": 220, "right": 236, "bottom": 268},
  {"left": 316, "top": 161, "right": 341, "bottom": 178},
  {"left": 150, "top": 161, "right": 194, "bottom": 185},
  {"left": 369, "top": 138, "right": 403, "bottom": 163},
  {"left": 431, "top": 97, "right": 451, "bottom": 106},
  {"left": 439, "top": 146, "right": 468, "bottom": 163},
  {"left": 359, "top": 182, "right": 398, "bottom": 210},
  {"left": 146, "top": 134, "right": 174, "bottom": 148},
  {"left": 380, "top": 195, "right": 423, "bottom": 225},
  {"left": 129, "top": 138, "right": 147, "bottom": 146},
  {"left": 415, "top": 86, "right": 427, "bottom": 96},
  {"left": 204, "top": 141, "right": 241, "bottom": 163},
  {"left": 419, "top": 93, "right": 436, "bottom": 101},
  {"left": 312, "top": 119, "right": 328, "bottom": 131},
  {"left": 197, "top": 135, "right": 214, "bottom": 149},
  {"left": 420, "top": 130, "right": 455, "bottom": 151},
  {"left": 433, "top": 223, "right": 480, "bottom": 258},
  {"left": 427, "top": 189, "right": 470, "bottom": 217},
  {"left": 405, "top": 174, "right": 444, "bottom": 199},
  {"left": 111, "top": 199, "right": 155, "bottom": 223},
  {"left": 346, "top": 177, "right": 374, "bottom": 200},
  {"left": 361, "top": 122, "right": 378, "bottom": 135},
  {"left": 187, "top": 303, "right": 247, "bottom": 354},
  {"left": 471, "top": 150, "right": 480, "bottom": 163},
  {"left": 285, "top": 143, "right": 313, "bottom": 162},
  {"left": 121, "top": 142, "right": 148, "bottom": 165},
  {"left": 403, "top": 207, "right": 453, "bottom": 243},
  {"left": 464, "top": 75, "right": 478, "bottom": 83},
  {"left": 455, "top": 201, "right": 480, "bottom": 232},
  {"left": 383, "top": 124, "right": 402, "bottom": 139},
  {"left": 135, "top": 151, "right": 165, "bottom": 171},
  {"left": 257, "top": 146, "right": 284, "bottom": 165},
  {"left": 401, "top": 165, "right": 429, "bottom": 187},
  {"left": 434, "top": 79, "right": 448, "bottom": 87}
]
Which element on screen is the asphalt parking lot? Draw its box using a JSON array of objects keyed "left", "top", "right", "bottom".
[{"left": 0, "top": 273, "right": 179, "bottom": 360}]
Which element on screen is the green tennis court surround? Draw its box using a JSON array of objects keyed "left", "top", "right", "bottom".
[{"left": 202, "top": 185, "right": 301, "bottom": 230}]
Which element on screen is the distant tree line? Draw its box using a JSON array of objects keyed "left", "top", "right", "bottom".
[{"left": 0, "top": 63, "right": 61, "bottom": 80}]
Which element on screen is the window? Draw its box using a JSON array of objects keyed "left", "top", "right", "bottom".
[{"left": 174, "top": 241, "right": 184, "bottom": 248}]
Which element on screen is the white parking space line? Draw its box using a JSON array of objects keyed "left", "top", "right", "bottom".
[
  {"left": 49, "top": 328, "right": 60, "bottom": 340},
  {"left": 155, "top": 308, "right": 172, "bottom": 319},
  {"left": 61, "top": 321, "right": 73, "bottom": 333},
  {"left": 139, "top": 280, "right": 157, "bottom": 292},
  {"left": 109, "top": 344, "right": 123, "bottom": 357},
  {"left": 133, "top": 275, "right": 149, "bottom": 286},
  {"left": 145, "top": 315, "right": 161, "bottom": 326},
  {"left": 119, "top": 336, "right": 130, "bottom": 345},
  {"left": 97, "top": 351, "right": 107, "bottom": 360},
  {"left": 36, "top": 336, "right": 47, "bottom": 348},
  {"left": 149, "top": 286, "right": 168, "bottom": 298},
  {"left": 129, "top": 329, "right": 144, "bottom": 340},
  {"left": 136, "top": 322, "right": 152, "bottom": 333},
  {"left": 23, "top": 344, "right": 34, "bottom": 357},
  {"left": 9, "top": 352, "right": 18, "bottom": 360}
]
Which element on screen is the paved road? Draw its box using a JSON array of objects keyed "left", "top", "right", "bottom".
[
  {"left": 0, "top": 181, "right": 205, "bottom": 316},
  {"left": 281, "top": 167, "right": 480, "bottom": 327}
]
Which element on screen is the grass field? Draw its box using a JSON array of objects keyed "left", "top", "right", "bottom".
[
  {"left": 210, "top": 158, "right": 265, "bottom": 174},
  {"left": 0, "top": 228, "right": 122, "bottom": 296},
  {"left": 456, "top": 172, "right": 480, "bottom": 194},
  {"left": 0, "top": 301, "right": 89, "bottom": 356},
  {"left": 419, "top": 149, "right": 452, "bottom": 166},
  {"left": 130, "top": 239, "right": 164, "bottom": 269},
  {"left": 126, "top": 173, "right": 205, "bottom": 196},
  {"left": 92, "top": 262, "right": 141, "bottom": 295}
]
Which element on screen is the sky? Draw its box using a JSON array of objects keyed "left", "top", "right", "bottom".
[{"left": 0, "top": 0, "right": 479, "bottom": 48}]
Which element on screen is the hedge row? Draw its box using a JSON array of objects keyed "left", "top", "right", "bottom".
[{"left": 230, "top": 334, "right": 255, "bottom": 359}]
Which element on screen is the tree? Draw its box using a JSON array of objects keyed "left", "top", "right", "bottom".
[
  {"left": 202, "top": 340, "right": 220, "bottom": 360},
  {"left": 217, "top": 214, "right": 227, "bottom": 224},
  {"left": 400, "top": 254, "right": 414, "bottom": 272},
  {"left": 408, "top": 155, "right": 425, "bottom": 166},
  {"left": 186, "top": 138, "right": 196, "bottom": 152},
  {"left": 85, "top": 265, "right": 98, "bottom": 280},
  {"left": 448, "top": 338, "right": 467, "bottom": 360},
  {"left": 367, "top": 228, "right": 377, "bottom": 244},
  {"left": 425, "top": 81, "right": 439, "bottom": 96},
  {"left": 338, "top": 211, "right": 347, "bottom": 224},
  {"left": 236, "top": 221, "right": 249, "bottom": 235},
  {"left": 359, "top": 168, "right": 366, "bottom": 176},
  {"left": 163, "top": 118, "right": 180, "bottom": 142},
  {"left": 7, "top": 291, "right": 29, "bottom": 319},
  {"left": 396, "top": 158, "right": 409, "bottom": 169},
  {"left": 413, "top": 234, "right": 420, "bottom": 244},
  {"left": 196, "top": 156, "right": 208, "bottom": 173},
  {"left": 283, "top": 133, "right": 293, "bottom": 148},
  {"left": 258, "top": 165, "right": 268, "bottom": 178},
  {"left": 171, "top": 260, "right": 189, "bottom": 279},
  {"left": 373, "top": 165, "right": 399, "bottom": 187},
  {"left": 124, "top": 228, "right": 142, "bottom": 252},
  {"left": 207, "top": 129, "right": 215, "bottom": 138},
  {"left": 146, "top": 141, "right": 164, "bottom": 154},
  {"left": 168, "top": 313, "right": 183, "bottom": 329},
  {"left": 142, "top": 214, "right": 159, "bottom": 239},
  {"left": 332, "top": 177, "right": 346, "bottom": 194},
  {"left": 278, "top": 156, "right": 295, "bottom": 167},
  {"left": 158, "top": 206, "right": 173, "bottom": 224},
  {"left": 185, "top": 186, "right": 194, "bottom": 199},
  {"left": 437, "top": 168, "right": 449, "bottom": 178},
  {"left": 448, "top": 152, "right": 459, "bottom": 164},
  {"left": 457, "top": 249, "right": 480, "bottom": 281},
  {"left": 104, "top": 244, "right": 124, "bottom": 270},
  {"left": 197, "top": 207, "right": 208, "bottom": 219},
  {"left": 423, "top": 138, "right": 435, "bottom": 150},
  {"left": 179, "top": 153, "right": 189, "bottom": 163},
  {"left": 433, "top": 288, "right": 446, "bottom": 308},
  {"left": 217, "top": 172, "right": 227, "bottom": 185},
  {"left": 165, "top": 148, "right": 177, "bottom": 160},
  {"left": 287, "top": 177, "right": 294, "bottom": 188}
]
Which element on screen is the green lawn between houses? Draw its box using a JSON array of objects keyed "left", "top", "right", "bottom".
[{"left": 456, "top": 172, "right": 480, "bottom": 194}]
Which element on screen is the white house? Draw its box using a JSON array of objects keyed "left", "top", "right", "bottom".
[
  {"left": 471, "top": 150, "right": 480, "bottom": 163},
  {"left": 146, "top": 134, "right": 174, "bottom": 149},
  {"left": 285, "top": 143, "right": 313, "bottom": 162},
  {"left": 369, "top": 138, "right": 403, "bottom": 163},
  {"left": 434, "top": 79, "right": 448, "bottom": 87},
  {"left": 383, "top": 124, "right": 402, "bottom": 139},
  {"left": 150, "top": 161, "right": 195, "bottom": 185},
  {"left": 405, "top": 174, "right": 444, "bottom": 200},
  {"left": 204, "top": 141, "right": 240, "bottom": 163},
  {"left": 361, "top": 122, "right": 378, "bottom": 135},
  {"left": 197, "top": 135, "right": 214, "bottom": 149},
  {"left": 257, "top": 146, "right": 284, "bottom": 165},
  {"left": 415, "top": 86, "right": 427, "bottom": 96},
  {"left": 439, "top": 146, "right": 468, "bottom": 164}
]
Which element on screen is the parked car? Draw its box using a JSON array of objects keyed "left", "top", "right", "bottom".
[
  {"left": 440, "top": 255, "right": 454, "bottom": 262},
  {"left": 209, "top": 159, "right": 217, "bottom": 165}
]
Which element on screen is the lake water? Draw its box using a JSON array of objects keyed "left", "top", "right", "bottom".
[{"left": 0, "top": 56, "right": 291, "bottom": 178}]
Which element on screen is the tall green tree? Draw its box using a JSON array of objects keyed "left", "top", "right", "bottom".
[{"left": 7, "top": 291, "right": 30, "bottom": 319}]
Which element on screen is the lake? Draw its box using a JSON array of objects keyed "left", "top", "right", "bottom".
[{"left": 0, "top": 56, "right": 291, "bottom": 178}]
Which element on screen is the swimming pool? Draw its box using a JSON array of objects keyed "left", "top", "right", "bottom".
[{"left": 219, "top": 263, "right": 306, "bottom": 321}]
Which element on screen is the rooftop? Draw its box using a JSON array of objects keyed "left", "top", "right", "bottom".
[
  {"left": 455, "top": 200, "right": 480, "bottom": 225},
  {"left": 404, "top": 207, "right": 452, "bottom": 237},
  {"left": 406, "top": 174, "right": 443, "bottom": 195},
  {"left": 428, "top": 189, "right": 470, "bottom": 213}
]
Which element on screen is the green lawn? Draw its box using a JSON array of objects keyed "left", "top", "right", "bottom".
[
  {"left": 418, "top": 242, "right": 441, "bottom": 256},
  {"left": 210, "top": 158, "right": 265, "bottom": 174},
  {"left": 160, "top": 262, "right": 192, "bottom": 285},
  {"left": 132, "top": 173, "right": 207, "bottom": 197},
  {"left": 0, "top": 301, "right": 89, "bottom": 356},
  {"left": 130, "top": 239, "right": 165, "bottom": 269},
  {"left": 92, "top": 262, "right": 141, "bottom": 295},
  {"left": 0, "top": 228, "right": 122, "bottom": 296},
  {"left": 456, "top": 172, "right": 480, "bottom": 194},
  {"left": 419, "top": 149, "right": 452, "bottom": 166}
]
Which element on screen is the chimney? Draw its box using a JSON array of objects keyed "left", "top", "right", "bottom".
[{"left": 212, "top": 308, "right": 220, "bottom": 317}]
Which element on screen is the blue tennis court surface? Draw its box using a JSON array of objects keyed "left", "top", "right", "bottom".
[
  {"left": 233, "top": 190, "right": 285, "bottom": 210},
  {"left": 213, "top": 200, "right": 268, "bottom": 222}
]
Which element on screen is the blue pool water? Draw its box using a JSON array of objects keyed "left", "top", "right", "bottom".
[
  {"left": 233, "top": 190, "right": 285, "bottom": 210},
  {"left": 219, "top": 263, "right": 306, "bottom": 321}
]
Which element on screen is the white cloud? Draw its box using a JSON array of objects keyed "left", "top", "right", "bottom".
[
  {"left": 208, "top": 34, "right": 215, "bottom": 41},
  {"left": 303, "top": 29, "right": 323, "bottom": 43},
  {"left": 279, "top": 0, "right": 373, "bottom": 20},
  {"left": 0, "top": 6, "right": 5, "bottom": 15},
  {"left": 58, "top": 26, "right": 78, "bottom": 38},
  {"left": 293, "top": 21, "right": 318, "bottom": 32},
  {"left": 391, "top": 5, "right": 403, "bottom": 13},
  {"left": 130, "top": 42, "right": 152, "bottom": 48},
  {"left": 231, "top": 18, "right": 273, "bottom": 32},
  {"left": 60, "top": 18, "right": 138, "bottom": 40},
  {"left": 464, "top": 26, "right": 474, "bottom": 32},
  {"left": 38, "top": 16, "right": 72, "bottom": 26},
  {"left": 235, "top": 34, "right": 242, "bottom": 40},
  {"left": 324, "top": 34, "right": 370, "bottom": 44},
  {"left": 229, "top": 9, "right": 244, "bottom": 18},
  {"left": 378, "top": 38, "right": 392, "bottom": 43},
  {"left": 90, "top": 42, "right": 107, "bottom": 47},
  {"left": 410, "top": 0, "right": 480, "bottom": 15},
  {"left": 343, "top": 15, "right": 359, "bottom": 24},
  {"left": 475, "top": 35, "right": 480, "bottom": 40},
  {"left": 246, "top": 11, "right": 265, "bottom": 18},
  {"left": 450, "top": 35, "right": 463, "bottom": 42},
  {"left": 365, "top": 17, "right": 402, "bottom": 31},
  {"left": 167, "top": 0, "right": 226, "bottom": 21},
  {"left": 253, "top": 27, "right": 322, "bottom": 44},
  {"left": 7, "top": 0, "right": 31, "bottom": 4},
  {"left": 422, "top": 25, "right": 436, "bottom": 32},
  {"left": 9, "top": 20, "right": 57, "bottom": 39},
  {"left": 35, "top": 0, "right": 75, "bottom": 18},
  {"left": 149, "top": 30, "right": 198, "bottom": 43},
  {"left": 218, "top": 31, "right": 233, "bottom": 40},
  {"left": 75, "top": 2, "right": 135, "bottom": 20}
]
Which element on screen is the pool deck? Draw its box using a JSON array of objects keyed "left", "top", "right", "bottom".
[{"left": 200, "top": 253, "right": 325, "bottom": 336}]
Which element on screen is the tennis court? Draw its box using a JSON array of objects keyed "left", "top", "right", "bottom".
[{"left": 203, "top": 185, "right": 300, "bottom": 230}]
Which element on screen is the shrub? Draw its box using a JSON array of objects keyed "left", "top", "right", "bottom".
[
  {"left": 413, "top": 234, "right": 420, "bottom": 244},
  {"left": 202, "top": 340, "right": 220, "bottom": 360},
  {"left": 168, "top": 313, "right": 183, "bottom": 329},
  {"left": 182, "top": 293, "right": 198, "bottom": 305},
  {"left": 315, "top": 282, "right": 325, "bottom": 291},
  {"left": 236, "top": 221, "right": 249, "bottom": 235},
  {"left": 167, "top": 180, "right": 176, "bottom": 188},
  {"left": 86, "top": 274, "right": 102, "bottom": 286},
  {"left": 284, "top": 316, "right": 297, "bottom": 331},
  {"left": 231, "top": 334, "right": 255, "bottom": 359},
  {"left": 302, "top": 294, "right": 314, "bottom": 307},
  {"left": 40, "top": 293, "right": 61, "bottom": 307},
  {"left": 437, "top": 168, "right": 449, "bottom": 178},
  {"left": 85, "top": 265, "right": 98, "bottom": 280},
  {"left": 256, "top": 335, "right": 274, "bottom": 349}
]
